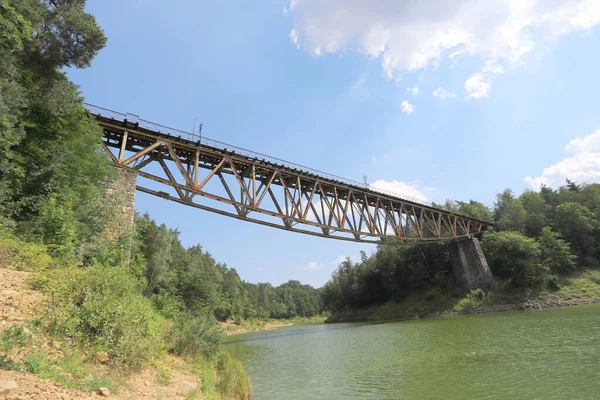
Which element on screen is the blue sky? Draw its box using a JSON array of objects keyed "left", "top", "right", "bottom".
[{"left": 69, "top": 0, "right": 600, "bottom": 287}]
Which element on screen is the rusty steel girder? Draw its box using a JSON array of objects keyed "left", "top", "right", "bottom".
[{"left": 88, "top": 104, "right": 490, "bottom": 244}]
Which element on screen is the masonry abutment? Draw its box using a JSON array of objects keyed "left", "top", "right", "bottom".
[
  {"left": 448, "top": 236, "right": 493, "bottom": 289},
  {"left": 104, "top": 168, "right": 137, "bottom": 237}
]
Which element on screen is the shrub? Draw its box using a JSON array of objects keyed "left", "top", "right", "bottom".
[
  {"left": 169, "top": 313, "right": 224, "bottom": 361},
  {"left": 1, "top": 325, "right": 31, "bottom": 351},
  {"left": 215, "top": 352, "right": 252, "bottom": 400},
  {"left": 0, "top": 235, "right": 53, "bottom": 271},
  {"left": 537, "top": 227, "right": 576, "bottom": 273},
  {"left": 152, "top": 292, "right": 185, "bottom": 319},
  {"left": 0, "top": 355, "right": 21, "bottom": 371},
  {"left": 483, "top": 230, "right": 548, "bottom": 287},
  {"left": 36, "top": 266, "right": 165, "bottom": 368},
  {"left": 452, "top": 288, "right": 486, "bottom": 312}
]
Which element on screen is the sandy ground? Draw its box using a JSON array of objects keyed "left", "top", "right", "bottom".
[
  {"left": 0, "top": 268, "right": 44, "bottom": 334},
  {"left": 220, "top": 319, "right": 293, "bottom": 336},
  {"left": 0, "top": 267, "right": 203, "bottom": 399}
]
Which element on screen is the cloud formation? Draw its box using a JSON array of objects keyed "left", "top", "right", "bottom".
[
  {"left": 433, "top": 87, "right": 456, "bottom": 99},
  {"left": 407, "top": 86, "right": 421, "bottom": 96},
  {"left": 302, "top": 261, "right": 320, "bottom": 271},
  {"left": 525, "top": 129, "right": 600, "bottom": 189},
  {"left": 369, "top": 179, "right": 428, "bottom": 202},
  {"left": 287, "top": 1, "right": 600, "bottom": 97},
  {"left": 401, "top": 100, "right": 415, "bottom": 115}
]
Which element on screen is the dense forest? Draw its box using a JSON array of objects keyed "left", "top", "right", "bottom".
[
  {"left": 321, "top": 182, "right": 600, "bottom": 312},
  {"left": 136, "top": 213, "right": 322, "bottom": 321}
]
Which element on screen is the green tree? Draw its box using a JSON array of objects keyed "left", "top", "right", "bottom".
[
  {"left": 553, "top": 202, "right": 596, "bottom": 258},
  {"left": 493, "top": 189, "right": 526, "bottom": 233},
  {"left": 520, "top": 191, "right": 548, "bottom": 237},
  {"left": 537, "top": 227, "right": 576, "bottom": 273},
  {"left": 483, "top": 230, "right": 547, "bottom": 287},
  {"left": 457, "top": 200, "right": 492, "bottom": 221}
]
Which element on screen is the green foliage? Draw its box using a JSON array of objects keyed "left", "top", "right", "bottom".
[
  {"left": 0, "top": 355, "right": 22, "bottom": 371},
  {"left": 452, "top": 288, "right": 486, "bottom": 312},
  {"left": 152, "top": 292, "right": 186, "bottom": 319},
  {"left": 0, "top": 0, "right": 112, "bottom": 263},
  {"left": 214, "top": 352, "right": 252, "bottom": 400},
  {"left": 483, "top": 230, "right": 547, "bottom": 287},
  {"left": 134, "top": 213, "right": 323, "bottom": 321},
  {"left": 493, "top": 189, "right": 527, "bottom": 233},
  {"left": 0, "top": 0, "right": 33, "bottom": 52},
  {"left": 35, "top": 266, "right": 165, "bottom": 368},
  {"left": 553, "top": 202, "right": 597, "bottom": 257},
  {"left": 169, "top": 314, "right": 225, "bottom": 361},
  {"left": 537, "top": 227, "right": 576, "bottom": 273},
  {"left": 0, "top": 234, "right": 53, "bottom": 270},
  {"left": 1, "top": 325, "right": 31, "bottom": 351},
  {"left": 457, "top": 200, "right": 492, "bottom": 221}
]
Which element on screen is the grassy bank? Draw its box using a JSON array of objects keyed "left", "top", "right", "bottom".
[
  {"left": 0, "top": 236, "right": 251, "bottom": 399},
  {"left": 326, "top": 269, "right": 600, "bottom": 323},
  {"left": 222, "top": 315, "right": 327, "bottom": 336}
]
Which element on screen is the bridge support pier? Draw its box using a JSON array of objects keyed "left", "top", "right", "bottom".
[
  {"left": 448, "top": 236, "right": 492, "bottom": 290},
  {"left": 104, "top": 168, "right": 137, "bottom": 237}
]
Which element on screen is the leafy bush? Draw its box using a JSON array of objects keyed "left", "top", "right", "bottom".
[
  {"left": 215, "top": 352, "right": 252, "bottom": 400},
  {"left": 0, "top": 235, "right": 53, "bottom": 271},
  {"left": 0, "top": 355, "right": 22, "bottom": 371},
  {"left": 152, "top": 292, "right": 185, "bottom": 319},
  {"left": 483, "top": 230, "right": 548, "bottom": 287},
  {"left": 1, "top": 325, "right": 31, "bottom": 351},
  {"left": 35, "top": 266, "right": 165, "bottom": 368},
  {"left": 452, "top": 288, "right": 486, "bottom": 312},
  {"left": 537, "top": 227, "right": 576, "bottom": 273},
  {"left": 169, "top": 313, "right": 224, "bottom": 361}
]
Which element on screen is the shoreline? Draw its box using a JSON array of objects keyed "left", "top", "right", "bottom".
[
  {"left": 325, "top": 292, "right": 600, "bottom": 324},
  {"left": 222, "top": 316, "right": 326, "bottom": 336}
]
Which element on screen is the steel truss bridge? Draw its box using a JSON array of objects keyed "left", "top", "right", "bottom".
[{"left": 87, "top": 104, "right": 489, "bottom": 244}]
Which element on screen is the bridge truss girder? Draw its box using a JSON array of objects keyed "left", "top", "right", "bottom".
[{"left": 97, "top": 117, "right": 488, "bottom": 244}]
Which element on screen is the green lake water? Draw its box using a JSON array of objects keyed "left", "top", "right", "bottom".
[{"left": 224, "top": 305, "right": 600, "bottom": 399}]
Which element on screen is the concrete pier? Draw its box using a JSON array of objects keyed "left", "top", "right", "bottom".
[{"left": 448, "top": 236, "right": 493, "bottom": 289}]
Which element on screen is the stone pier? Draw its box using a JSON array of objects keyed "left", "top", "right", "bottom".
[
  {"left": 104, "top": 168, "right": 137, "bottom": 237},
  {"left": 448, "top": 236, "right": 493, "bottom": 289}
]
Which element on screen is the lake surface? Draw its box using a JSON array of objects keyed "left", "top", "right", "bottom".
[{"left": 224, "top": 305, "right": 600, "bottom": 399}]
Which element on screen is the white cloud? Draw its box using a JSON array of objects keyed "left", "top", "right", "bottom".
[
  {"left": 525, "top": 129, "right": 600, "bottom": 188},
  {"left": 464, "top": 72, "right": 492, "bottom": 99},
  {"left": 287, "top": 1, "right": 600, "bottom": 95},
  {"left": 407, "top": 86, "right": 421, "bottom": 96},
  {"left": 565, "top": 129, "right": 600, "bottom": 153},
  {"left": 289, "top": 29, "right": 299, "bottom": 49},
  {"left": 433, "top": 87, "right": 456, "bottom": 99},
  {"left": 369, "top": 179, "right": 428, "bottom": 202},
  {"left": 401, "top": 100, "right": 415, "bottom": 115},
  {"left": 302, "top": 261, "right": 320, "bottom": 271}
]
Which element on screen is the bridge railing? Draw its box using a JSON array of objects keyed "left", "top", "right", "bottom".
[{"left": 84, "top": 103, "right": 433, "bottom": 207}]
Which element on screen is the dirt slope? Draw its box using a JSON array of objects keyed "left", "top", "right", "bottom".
[{"left": 0, "top": 267, "right": 203, "bottom": 400}]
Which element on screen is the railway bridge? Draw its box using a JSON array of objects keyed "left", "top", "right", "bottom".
[{"left": 87, "top": 104, "right": 493, "bottom": 289}]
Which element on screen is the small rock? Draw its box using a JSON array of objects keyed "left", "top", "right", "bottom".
[
  {"left": 0, "top": 380, "right": 18, "bottom": 395},
  {"left": 97, "top": 387, "right": 111, "bottom": 397},
  {"left": 144, "top": 381, "right": 152, "bottom": 386}
]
